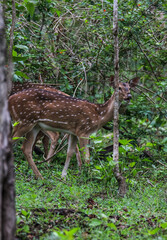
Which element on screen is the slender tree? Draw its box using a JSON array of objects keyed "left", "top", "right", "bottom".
[
  {"left": 0, "top": 4, "right": 16, "bottom": 239},
  {"left": 113, "top": 0, "right": 127, "bottom": 196}
]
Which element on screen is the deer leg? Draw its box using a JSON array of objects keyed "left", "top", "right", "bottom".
[
  {"left": 79, "top": 138, "right": 90, "bottom": 163},
  {"left": 32, "top": 131, "right": 59, "bottom": 161},
  {"left": 75, "top": 145, "right": 82, "bottom": 169},
  {"left": 43, "top": 131, "right": 60, "bottom": 162},
  {"left": 22, "top": 128, "right": 43, "bottom": 179},
  {"left": 62, "top": 135, "right": 78, "bottom": 178},
  {"left": 32, "top": 131, "right": 45, "bottom": 156},
  {"left": 42, "top": 134, "right": 50, "bottom": 158},
  {"left": 12, "top": 123, "right": 35, "bottom": 144}
]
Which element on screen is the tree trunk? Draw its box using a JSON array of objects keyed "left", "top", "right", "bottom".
[
  {"left": 0, "top": 5, "right": 16, "bottom": 239},
  {"left": 6, "top": 0, "right": 16, "bottom": 94},
  {"left": 113, "top": 0, "right": 127, "bottom": 197}
]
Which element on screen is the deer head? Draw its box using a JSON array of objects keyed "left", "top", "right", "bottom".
[{"left": 110, "top": 76, "right": 139, "bottom": 101}]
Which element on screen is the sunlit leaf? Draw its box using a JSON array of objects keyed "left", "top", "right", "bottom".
[
  {"left": 89, "top": 219, "right": 102, "bottom": 227},
  {"left": 107, "top": 222, "right": 117, "bottom": 230},
  {"left": 148, "top": 228, "right": 159, "bottom": 235},
  {"left": 161, "top": 222, "right": 167, "bottom": 229}
]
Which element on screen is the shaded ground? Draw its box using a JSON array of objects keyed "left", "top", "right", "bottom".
[{"left": 15, "top": 160, "right": 167, "bottom": 240}]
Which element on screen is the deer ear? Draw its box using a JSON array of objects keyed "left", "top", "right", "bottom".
[
  {"left": 110, "top": 75, "right": 115, "bottom": 88},
  {"left": 129, "top": 77, "right": 140, "bottom": 88}
]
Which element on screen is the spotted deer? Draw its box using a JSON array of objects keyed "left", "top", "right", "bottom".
[
  {"left": 9, "top": 77, "right": 139, "bottom": 179},
  {"left": 11, "top": 82, "right": 66, "bottom": 160},
  {"left": 10, "top": 83, "right": 83, "bottom": 178}
]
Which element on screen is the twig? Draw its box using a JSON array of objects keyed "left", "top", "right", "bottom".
[
  {"left": 81, "top": 62, "right": 88, "bottom": 96},
  {"left": 36, "top": 143, "right": 68, "bottom": 164},
  {"left": 137, "top": 84, "right": 167, "bottom": 102},
  {"left": 133, "top": 37, "right": 159, "bottom": 82},
  {"left": 147, "top": 179, "right": 155, "bottom": 187},
  {"left": 73, "top": 78, "right": 84, "bottom": 97},
  {"left": 134, "top": 87, "right": 156, "bottom": 105},
  {"left": 156, "top": 160, "right": 167, "bottom": 169},
  {"left": 54, "top": 176, "right": 72, "bottom": 187},
  {"left": 36, "top": 134, "right": 69, "bottom": 164}
]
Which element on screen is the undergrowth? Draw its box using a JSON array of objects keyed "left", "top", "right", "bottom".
[{"left": 15, "top": 147, "right": 167, "bottom": 240}]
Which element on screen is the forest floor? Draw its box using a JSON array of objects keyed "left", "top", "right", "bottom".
[
  {"left": 15, "top": 150, "right": 167, "bottom": 240},
  {"left": 16, "top": 162, "right": 167, "bottom": 240}
]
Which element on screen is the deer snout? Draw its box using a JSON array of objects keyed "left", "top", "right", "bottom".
[{"left": 125, "top": 93, "right": 132, "bottom": 100}]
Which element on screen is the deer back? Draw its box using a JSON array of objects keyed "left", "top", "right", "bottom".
[{"left": 10, "top": 82, "right": 68, "bottom": 97}]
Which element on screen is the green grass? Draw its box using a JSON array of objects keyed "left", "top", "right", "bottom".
[{"left": 15, "top": 154, "right": 167, "bottom": 240}]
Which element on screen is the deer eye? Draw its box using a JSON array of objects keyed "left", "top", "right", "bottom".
[{"left": 119, "top": 87, "right": 121, "bottom": 90}]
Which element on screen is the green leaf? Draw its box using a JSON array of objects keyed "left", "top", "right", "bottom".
[
  {"left": 15, "top": 71, "right": 29, "bottom": 79},
  {"left": 55, "top": 9, "right": 61, "bottom": 17},
  {"left": 129, "top": 162, "right": 136, "bottom": 168},
  {"left": 13, "top": 56, "right": 28, "bottom": 62},
  {"left": 107, "top": 222, "right": 117, "bottom": 230},
  {"left": 21, "top": 209, "right": 28, "bottom": 216},
  {"left": 12, "top": 50, "right": 17, "bottom": 57},
  {"left": 163, "top": 146, "right": 167, "bottom": 152},
  {"left": 100, "top": 213, "right": 108, "bottom": 219},
  {"left": 16, "top": 216, "right": 22, "bottom": 224},
  {"left": 95, "top": 165, "right": 102, "bottom": 170},
  {"left": 26, "top": 2, "right": 35, "bottom": 17},
  {"left": 48, "top": 232, "right": 60, "bottom": 239},
  {"left": 94, "top": 139, "right": 103, "bottom": 144},
  {"left": 148, "top": 228, "right": 159, "bottom": 235},
  {"left": 66, "top": 227, "right": 79, "bottom": 235},
  {"left": 89, "top": 219, "right": 102, "bottom": 227},
  {"left": 161, "top": 137, "right": 167, "bottom": 144},
  {"left": 107, "top": 157, "right": 117, "bottom": 167},
  {"left": 12, "top": 137, "right": 20, "bottom": 140},
  {"left": 12, "top": 137, "right": 25, "bottom": 140},
  {"left": 132, "top": 169, "right": 138, "bottom": 177},
  {"left": 119, "top": 139, "right": 133, "bottom": 145},
  {"left": 146, "top": 142, "right": 154, "bottom": 147},
  {"left": 142, "top": 158, "right": 152, "bottom": 162},
  {"left": 138, "top": 65, "right": 144, "bottom": 70},
  {"left": 31, "top": 194, "right": 37, "bottom": 199},
  {"left": 15, "top": 45, "right": 29, "bottom": 51},
  {"left": 22, "top": 225, "right": 30, "bottom": 233},
  {"left": 90, "top": 133, "right": 97, "bottom": 138},
  {"left": 13, "top": 121, "right": 20, "bottom": 127},
  {"left": 161, "top": 222, "right": 167, "bottom": 229}
]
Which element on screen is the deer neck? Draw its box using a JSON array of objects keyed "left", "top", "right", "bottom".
[{"left": 97, "top": 93, "right": 116, "bottom": 128}]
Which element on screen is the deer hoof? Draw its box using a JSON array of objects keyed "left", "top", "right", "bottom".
[{"left": 61, "top": 172, "right": 67, "bottom": 180}]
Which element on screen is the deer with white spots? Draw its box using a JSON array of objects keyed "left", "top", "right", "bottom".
[
  {"left": 10, "top": 83, "right": 83, "bottom": 178},
  {"left": 9, "top": 77, "right": 139, "bottom": 179},
  {"left": 10, "top": 83, "right": 66, "bottom": 160}
]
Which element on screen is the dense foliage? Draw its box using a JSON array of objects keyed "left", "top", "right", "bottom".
[{"left": 5, "top": 0, "right": 167, "bottom": 239}]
